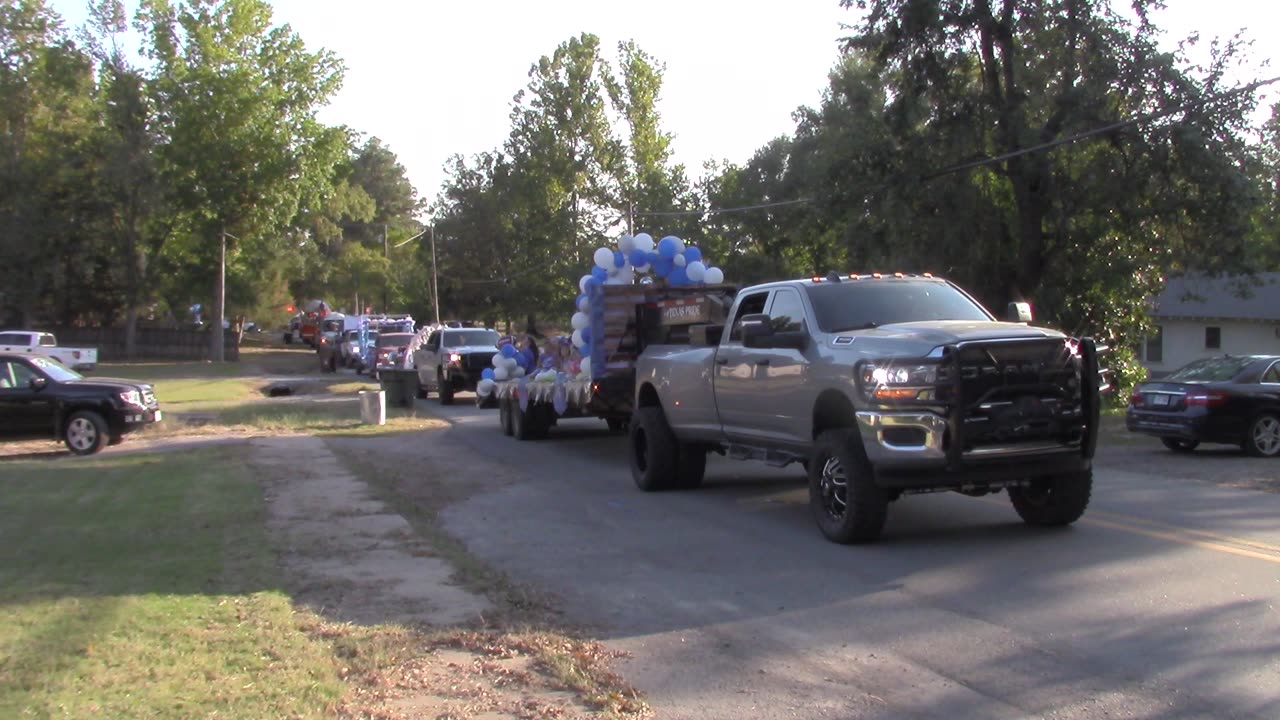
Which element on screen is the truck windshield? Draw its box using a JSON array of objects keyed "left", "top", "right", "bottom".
[
  {"left": 443, "top": 330, "right": 500, "bottom": 348},
  {"left": 803, "top": 280, "right": 992, "bottom": 333},
  {"left": 30, "top": 356, "right": 82, "bottom": 382}
]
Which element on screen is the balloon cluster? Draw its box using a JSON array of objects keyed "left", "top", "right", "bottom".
[{"left": 578, "top": 233, "right": 725, "bottom": 294}]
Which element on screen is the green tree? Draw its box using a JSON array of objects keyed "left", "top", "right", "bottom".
[{"left": 138, "top": 0, "right": 345, "bottom": 357}]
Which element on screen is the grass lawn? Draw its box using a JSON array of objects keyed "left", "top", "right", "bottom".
[{"left": 0, "top": 448, "right": 346, "bottom": 719}]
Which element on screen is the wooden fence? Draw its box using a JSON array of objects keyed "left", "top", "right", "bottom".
[{"left": 52, "top": 327, "right": 240, "bottom": 362}]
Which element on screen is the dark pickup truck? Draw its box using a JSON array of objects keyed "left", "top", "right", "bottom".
[{"left": 0, "top": 353, "right": 162, "bottom": 455}]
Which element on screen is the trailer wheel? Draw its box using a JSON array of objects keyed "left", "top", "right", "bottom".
[
  {"left": 511, "top": 400, "right": 537, "bottom": 440},
  {"left": 500, "top": 397, "right": 515, "bottom": 436}
]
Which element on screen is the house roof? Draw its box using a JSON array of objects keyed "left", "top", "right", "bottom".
[{"left": 1152, "top": 273, "right": 1280, "bottom": 321}]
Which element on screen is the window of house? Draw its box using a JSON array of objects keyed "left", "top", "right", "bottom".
[
  {"left": 1144, "top": 325, "right": 1163, "bottom": 363},
  {"left": 1205, "top": 326, "right": 1221, "bottom": 350}
]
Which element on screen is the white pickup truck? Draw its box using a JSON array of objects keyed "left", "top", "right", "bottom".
[{"left": 0, "top": 330, "right": 98, "bottom": 371}]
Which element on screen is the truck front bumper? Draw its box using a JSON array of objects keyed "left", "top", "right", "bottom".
[{"left": 855, "top": 410, "right": 1088, "bottom": 489}]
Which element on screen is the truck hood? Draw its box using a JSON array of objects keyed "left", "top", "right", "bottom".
[
  {"left": 837, "top": 321, "right": 1065, "bottom": 356},
  {"left": 447, "top": 346, "right": 499, "bottom": 355},
  {"left": 60, "top": 377, "right": 150, "bottom": 392}
]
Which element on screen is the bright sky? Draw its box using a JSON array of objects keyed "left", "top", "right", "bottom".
[{"left": 48, "top": 0, "right": 1278, "bottom": 209}]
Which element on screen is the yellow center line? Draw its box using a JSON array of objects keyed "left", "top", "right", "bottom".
[{"left": 974, "top": 497, "right": 1280, "bottom": 563}]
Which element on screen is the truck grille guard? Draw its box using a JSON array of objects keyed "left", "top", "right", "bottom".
[{"left": 940, "top": 337, "right": 1101, "bottom": 470}]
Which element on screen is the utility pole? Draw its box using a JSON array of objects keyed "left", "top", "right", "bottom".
[
  {"left": 382, "top": 223, "right": 388, "bottom": 314},
  {"left": 627, "top": 201, "right": 634, "bottom": 236},
  {"left": 430, "top": 224, "right": 440, "bottom": 325},
  {"left": 213, "top": 228, "right": 228, "bottom": 362}
]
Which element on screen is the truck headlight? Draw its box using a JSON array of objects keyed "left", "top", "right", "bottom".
[
  {"left": 859, "top": 362, "right": 939, "bottom": 401},
  {"left": 448, "top": 353, "right": 462, "bottom": 365}
]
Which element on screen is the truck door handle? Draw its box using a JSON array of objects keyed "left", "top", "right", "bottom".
[
  {"left": 715, "top": 358, "right": 729, "bottom": 365},
  {"left": 755, "top": 359, "right": 770, "bottom": 366}
]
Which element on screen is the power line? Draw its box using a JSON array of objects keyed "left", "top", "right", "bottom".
[{"left": 633, "top": 197, "right": 813, "bottom": 218}]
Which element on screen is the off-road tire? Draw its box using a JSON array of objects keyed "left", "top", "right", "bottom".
[
  {"left": 64, "top": 410, "right": 110, "bottom": 456},
  {"left": 1009, "top": 468, "right": 1093, "bottom": 526},
  {"left": 438, "top": 370, "right": 454, "bottom": 406},
  {"left": 1243, "top": 414, "right": 1280, "bottom": 457},
  {"left": 808, "top": 429, "right": 888, "bottom": 544},
  {"left": 630, "top": 406, "right": 678, "bottom": 491},
  {"left": 1161, "top": 437, "right": 1199, "bottom": 453},
  {"left": 674, "top": 445, "right": 707, "bottom": 489},
  {"left": 511, "top": 400, "right": 537, "bottom": 440}
]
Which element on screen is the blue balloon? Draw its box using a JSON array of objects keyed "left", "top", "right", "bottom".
[
  {"left": 668, "top": 267, "right": 689, "bottom": 286},
  {"left": 575, "top": 293, "right": 586, "bottom": 309},
  {"left": 581, "top": 342, "right": 592, "bottom": 358},
  {"left": 481, "top": 368, "right": 495, "bottom": 380},
  {"left": 646, "top": 251, "right": 660, "bottom": 266},
  {"left": 654, "top": 257, "right": 674, "bottom": 277},
  {"left": 629, "top": 248, "right": 648, "bottom": 267},
  {"left": 500, "top": 343, "right": 517, "bottom": 359},
  {"left": 684, "top": 246, "right": 702, "bottom": 263},
  {"left": 658, "top": 236, "right": 679, "bottom": 259},
  {"left": 613, "top": 250, "right": 626, "bottom": 268},
  {"left": 585, "top": 275, "right": 602, "bottom": 289},
  {"left": 591, "top": 266, "right": 609, "bottom": 282},
  {"left": 581, "top": 326, "right": 592, "bottom": 345}
]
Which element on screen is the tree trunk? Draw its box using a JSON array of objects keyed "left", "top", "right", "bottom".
[{"left": 125, "top": 306, "right": 139, "bottom": 360}]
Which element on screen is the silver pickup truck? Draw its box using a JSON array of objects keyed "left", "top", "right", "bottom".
[{"left": 630, "top": 273, "right": 1104, "bottom": 544}]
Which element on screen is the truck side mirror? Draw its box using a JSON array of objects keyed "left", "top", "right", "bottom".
[
  {"left": 1007, "top": 302, "right": 1033, "bottom": 324},
  {"left": 739, "top": 314, "right": 773, "bottom": 348}
]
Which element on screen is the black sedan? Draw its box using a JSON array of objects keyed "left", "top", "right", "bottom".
[{"left": 1126, "top": 355, "right": 1280, "bottom": 457}]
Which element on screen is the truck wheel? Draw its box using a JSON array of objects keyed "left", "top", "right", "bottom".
[
  {"left": 808, "top": 429, "right": 888, "bottom": 544},
  {"left": 500, "top": 397, "right": 515, "bottom": 436},
  {"left": 630, "top": 407, "right": 678, "bottom": 491},
  {"left": 438, "top": 371, "right": 454, "bottom": 406},
  {"left": 1008, "top": 469, "right": 1093, "bottom": 526},
  {"left": 65, "top": 410, "right": 110, "bottom": 456},
  {"left": 1160, "top": 437, "right": 1198, "bottom": 453},
  {"left": 1243, "top": 414, "right": 1280, "bottom": 457},
  {"left": 674, "top": 446, "right": 707, "bottom": 489}
]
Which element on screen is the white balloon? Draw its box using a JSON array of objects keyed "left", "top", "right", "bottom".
[
  {"left": 505, "top": 357, "right": 519, "bottom": 370},
  {"left": 618, "top": 234, "right": 635, "bottom": 253},
  {"left": 579, "top": 274, "right": 594, "bottom": 294},
  {"left": 514, "top": 366, "right": 526, "bottom": 378},
  {"left": 571, "top": 312, "right": 588, "bottom": 330},
  {"left": 477, "top": 378, "right": 496, "bottom": 396},
  {"left": 580, "top": 357, "right": 592, "bottom": 378},
  {"left": 492, "top": 353, "right": 504, "bottom": 368},
  {"left": 704, "top": 266, "right": 725, "bottom": 285},
  {"left": 494, "top": 366, "right": 509, "bottom": 381},
  {"left": 616, "top": 265, "right": 634, "bottom": 284},
  {"left": 577, "top": 296, "right": 590, "bottom": 312},
  {"left": 674, "top": 254, "right": 687, "bottom": 268},
  {"left": 572, "top": 329, "right": 584, "bottom": 348},
  {"left": 594, "top": 247, "right": 614, "bottom": 270},
  {"left": 604, "top": 275, "right": 626, "bottom": 285},
  {"left": 686, "top": 261, "right": 706, "bottom": 282},
  {"left": 633, "top": 233, "right": 654, "bottom": 253},
  {"left": 607, "top": 265, "right": 619, "bottom": 276}
]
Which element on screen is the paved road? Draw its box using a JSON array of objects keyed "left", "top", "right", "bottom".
[{"left": 421, "top": 398, "right": 1280, "bottom": 719}]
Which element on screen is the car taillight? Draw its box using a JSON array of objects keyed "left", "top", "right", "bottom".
[
  {"left": 1128, "top": 391, "right": 1143, "bottom": 407},
  {"left": 1186, "top": 391, "right": 1227, "bottom": 407}
]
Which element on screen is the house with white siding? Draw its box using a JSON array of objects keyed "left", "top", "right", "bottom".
[{"left": 1139, "top": 273, "right": 1280, "bottom": 377}]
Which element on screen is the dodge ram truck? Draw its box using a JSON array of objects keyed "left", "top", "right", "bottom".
[{"left": 629, "top": 273, "right": 1104, "bottom": 544}]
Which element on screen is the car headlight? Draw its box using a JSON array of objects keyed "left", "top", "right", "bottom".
[
  {"left": 119, "top": 390, "right": 144, "bottom": 407},
  {"left": 859, "top": 362, "right": 939, "bottom": 401}
]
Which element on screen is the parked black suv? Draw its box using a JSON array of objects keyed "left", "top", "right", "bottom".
[{"left": 0, "top": 353, "right": 162, "bottom": 455}]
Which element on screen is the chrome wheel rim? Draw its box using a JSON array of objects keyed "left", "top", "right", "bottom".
[
  {"left": 1253, "top": 417, "right": 1280, "bottom": 456},
  {"left": 819, "top": 456, "right": 848, "bottom": 520},
  {"left": 67, "top": 418, "right": 98, "bottom": 451}
]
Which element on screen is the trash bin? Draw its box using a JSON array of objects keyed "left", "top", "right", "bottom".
[
  {"left": 380, "top": 368, "right": 417, "bottom": 408},
  {"left": 358, "top": 390, "right": 386, "bottom": 425},
  {"left": 380, "top": 372, "right": 407, "bottom": 408}
]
